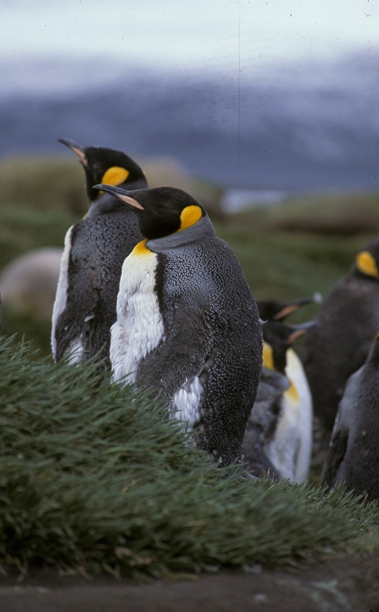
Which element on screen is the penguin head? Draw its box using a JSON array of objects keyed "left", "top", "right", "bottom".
[
  {"left": 58, "top": 138, "right": 147, "bottom": 203},
  {"left": 93, "top": 185, "right": 207, "bottom": 240},
  {"left": 257, "top": 296, "right": 318, "bottom": 322},
  {"left": 262, "top": 320, "right": 317, "bottom": 374},
  {"left": 354, "top": 236, "right": 379, "bottom": 280}
]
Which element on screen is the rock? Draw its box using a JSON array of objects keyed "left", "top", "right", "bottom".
[{"left": 0, "top": 248, "right": 63, "bottom": 319}]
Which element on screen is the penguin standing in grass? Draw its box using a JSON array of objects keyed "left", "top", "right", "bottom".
[
  {"left": 95, "top": 183, "right": 263, "bottom": 467},
  {"left": 243, "top": 320, "right": 314, "bottom": 481},
  {"left": 321, "top": 332, "right": 379, "bottom": 502},
  {"left": 301, "top": 236, "right": 379, "bottom": 436},
  {"left": 51, "top": 139, "right": 147, "bottom": 366}
]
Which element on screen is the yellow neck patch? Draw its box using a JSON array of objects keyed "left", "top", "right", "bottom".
[
  {"left": 356, "top": 250, "right": 379, "bottom": 278},
  {"left": 263, "top": 342, "right": 299, "bottom": 401},
  {"left": 262, "top": 342, "right": 274, "bottom": 370},
  {"left": 101, "top": 166, "right": 130, "bottom": 187},
  {"left": 132, "top": 239, "right": 151, "bottom": 256},
  {"left": 179, "top": 205, "right": 203, "bottom": 232},
  {"left": 285, "top": 380, "right": 299, "bottom": 401}
]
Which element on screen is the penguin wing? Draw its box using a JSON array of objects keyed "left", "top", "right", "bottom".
[
  {"left": 52, "top": 252, "right": 99, "bottom": 361},
  {"left": 52, "top": 222, "right": 115, "bottom": 363},
  {"left": 138, "top": 301, "right": 215, "bottom": 396},
  {"left": 321, "top": 424, "right": 349, "bottom": 488},
  {"left": 51, "top": 226, "right": 92, "bottom": 361}
]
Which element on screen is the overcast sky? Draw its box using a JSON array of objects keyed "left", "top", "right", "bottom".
[{"left": 2, "top": 0, "right": 378, "bottom": 79}]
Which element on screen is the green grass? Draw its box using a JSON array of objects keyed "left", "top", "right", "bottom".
[
  {"left": 0, "top": 156, "right": 86, "bottom": 271},
  {"left": 0, "top": 155, "right": 87, "bottom": 214},
  {"left": 1, "top": 306, "right": 52, "bottom": 355},
  {"left": 0, "top": 337, "right": 378, "bottom": 578}
]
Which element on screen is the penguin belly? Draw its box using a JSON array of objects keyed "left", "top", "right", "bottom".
[
  {"left": 286, "top": 349, "right": 313, "bottom": 482},
  {"left": 110, "top": 246, "right": 204, "bottom": 428},
  {"left": 110, "top": 242, "right": 165, "bottom": 384},
  {"left": 264, "top": 384, "right": 301, "bottom": 481},
  {"left": 263, "top": 348, "right": 312, "bottom": 482}
]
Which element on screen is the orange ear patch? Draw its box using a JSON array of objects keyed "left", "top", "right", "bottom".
[
  {"left": 179, "top": 205, "right": 203, "bottom": 232},
  {"left": 356, "top": 251, "right": 379, "bottom": 278},
  {"left": 101, "top": 166, "right": 130, "bottom": 186}
]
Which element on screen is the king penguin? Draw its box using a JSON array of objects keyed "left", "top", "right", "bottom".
[
  {"left": 94, "top": 183, "right": 263, "bottom": 467},
  {"left": 321, "top": 332, "right": 379, "bottom": 502},
  {"left": 243, "top": 320, "right": 314, "bottom": 482},
  {"left": 301, "top": 236, "right": 379, "bottom": 437},
  {"left": 51, "top": 139, "right": 147, "bottom": 367}
]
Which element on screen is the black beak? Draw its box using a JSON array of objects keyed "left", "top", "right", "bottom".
[
  {"left": 58, "top": 137, "right": 84, "bottom": 152},
  {"left": 93, "top": 184, "right": 144, "bottom": 210},
  {"left": 93, "top": 184, "right": 129, "bottom": 197},
  {"left": 58, "top": 138, "right": 88, "bottom": 166}
]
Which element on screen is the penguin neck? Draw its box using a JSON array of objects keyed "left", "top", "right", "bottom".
[
  {"left": 146, "top": 215, "right": 216, "bottom": 251},
  {"left": 262, "top": 342, "right": 299, "bottom": 400},
  {"left": 86, "top": 193, "right": 138, "bottom": 218}
]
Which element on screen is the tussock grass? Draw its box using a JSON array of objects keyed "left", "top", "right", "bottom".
[
  {"left": 0, "top": 306, "right": 52, "bottom": 355},
  {"left": 0, "top": 156, "right": 87, "bottom": 215},
  {"left": 0, "top": 337, "right": 378, "bottom": 577},
  {"left": 0, "top": 156, "right": 86, "bottom": 271},
  {"left": 267, "top": 192, "right": 379, "bottom": 234}
]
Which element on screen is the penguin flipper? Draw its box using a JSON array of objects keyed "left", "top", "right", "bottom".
[
  {"left": 321, "top": 425, "right": 349, "bottom": 488},
  {"left": 138, "top": 305, "right": 214, "bottom": 397}
]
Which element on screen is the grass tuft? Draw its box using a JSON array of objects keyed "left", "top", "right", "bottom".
[{"left": 0, "top": 337, "right": 378, "bottom": 577}]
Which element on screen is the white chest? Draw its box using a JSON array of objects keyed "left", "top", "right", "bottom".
[
  {"left": 172, "top": 376, "right": 203, "bottom": 430},
  {"left": 263, "top": 347, "right": 313, "bottom": 482},
  {"left": 51, "top": 226, "right": 73, "bottom": 358},
  {"left": 110, "top": 243, "right": 164, "bottom": 384}
]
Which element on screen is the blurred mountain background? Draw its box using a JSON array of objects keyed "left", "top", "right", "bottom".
[
  {"left": 0, "top": 0, "right": 378, "bottom": 352},
  {"left": 1, "top": 52, "right": 378, "bottom": 192}
]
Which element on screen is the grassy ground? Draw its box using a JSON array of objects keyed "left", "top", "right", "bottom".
[{"left": 0, "top": 337, "right": 378, "bottom": 578}]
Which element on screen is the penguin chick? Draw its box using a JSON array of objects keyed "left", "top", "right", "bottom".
[
  {"left": 253, "top": 320, "right": 315, "bottom": 482},
  {"left": 301, "top": 235, "right": 379, "bottom": 436},
  {"left": 95, "top": 183, "right": 263, "bottom": 468},
  {"left": 51, "top": 139, "right": 147, "bottom": 367},
  {"left": 321, "top": 332, "right": 379, "bottom": 502}
]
